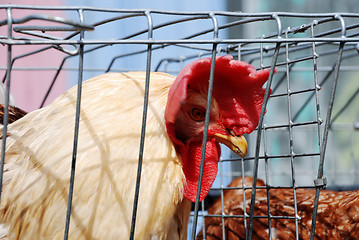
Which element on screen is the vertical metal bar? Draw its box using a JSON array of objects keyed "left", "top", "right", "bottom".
[
  {"left": 247, "top": 45, "right": 279, "bottom": 239},
  {"left": 310, "top": 20, "right": 323, "bottom": 161},
  {"left": 201, "top": 200, "right": 206, "bottom": 240},
  {"left": 241, "top": 158, "right": 248, "bottom": 240},
  {"left": 260, "top": 33, "right": 277, "bottom": 239},
  {"left": 191, "top": 12, "right": 218, "bottom": 240},
  {"left": 237, "top": 44, "right": 241, "bottom": 61},
  {"left": 248, "top": 13, "right": 281, "bottom": 240},
  {"left": 261, "top": 38, "right": 273, "bottom": 240},
  {"left": 309, "top": 20, "right": 324, "bottom": 188},
  {"left": 260, "top": 38, "right": 264, "bottom": 69},
  {"left": 63, "top": 9, "right": 85, "bottom": 240},
  {"left": 263, "top": 121, "right": 273, "bottom": 239},
  {"left": 0, "top": 7, "right": 13, "bottom": 203},
  {"left": 219, "top": 158, "right": 226, "bottom": 240},
  {"left": 284, "top": 28, "right": 300, "bottom": 240},
  {"left": 129, "top": 10, "right": 153, "bottom": 240},
  {"left": 350, "top": 127, "right": 357, "bottom": 184},
  {"left": 309, "top": 15, "right": 345, "bottom": 239}
]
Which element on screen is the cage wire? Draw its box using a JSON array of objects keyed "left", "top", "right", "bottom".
[{"left": 0, "top": 5, "right": 359, "bottom": 240}]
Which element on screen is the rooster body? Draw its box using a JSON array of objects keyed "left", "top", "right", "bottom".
[
  {"left": 0, "top": 56, "right": 271, "bottom": 239},
  {"left": 1, "top": 72, "right": 192, "bottom": 239}
]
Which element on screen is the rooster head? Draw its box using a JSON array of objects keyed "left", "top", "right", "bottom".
[{"left": 165, "top": 55, "right": 272, "bottom": 202}]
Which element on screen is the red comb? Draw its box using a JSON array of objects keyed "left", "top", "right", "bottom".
[{"left": 165, "top": 55, "right": 273, "bottom": 143}]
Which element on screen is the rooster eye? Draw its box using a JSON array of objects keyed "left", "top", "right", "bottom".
[{"left": 189, "top": 107, "right": 206, "bottom": 122}]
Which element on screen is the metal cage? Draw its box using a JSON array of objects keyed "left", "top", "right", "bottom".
[{"left": 0, "top": 6, "right": 358, "bottom": 240}]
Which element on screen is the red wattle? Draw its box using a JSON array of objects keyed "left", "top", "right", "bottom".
[{"left": 182, "top": 138, "right": 221, "bottom": 202}]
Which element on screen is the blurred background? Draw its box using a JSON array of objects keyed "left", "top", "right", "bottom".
[{"left": 2, "top": 0, "right": 359, "bottom": 111}]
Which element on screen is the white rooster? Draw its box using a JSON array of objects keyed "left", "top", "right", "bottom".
[{"left": 0, "top": 55, "right": 271, "bottom": 239}]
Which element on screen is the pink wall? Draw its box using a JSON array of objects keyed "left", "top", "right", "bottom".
[{"left": 0, "top": 0, "right": 67, "bottom": 112}]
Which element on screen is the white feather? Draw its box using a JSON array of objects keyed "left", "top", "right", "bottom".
[{"left": 0, "top": 72, "right": 190, "bottom": 239}]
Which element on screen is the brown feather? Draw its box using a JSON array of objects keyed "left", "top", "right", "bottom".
[
  {"left": 198, "top": 177, "right": 359, "bottom": 240},
  {"left": 0, "top": 105, "right": 27, "bottom": 124}
]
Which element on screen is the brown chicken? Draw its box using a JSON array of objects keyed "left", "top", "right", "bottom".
[
  {"left": 0, "top": 105, "right": 27, "bottom": 124},
  {"left": 197, "top": 176, "right": 359, "bottom": 240}
]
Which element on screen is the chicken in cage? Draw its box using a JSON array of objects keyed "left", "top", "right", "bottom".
[{"left": 0, "top": 5, "right": 358, "bottom": 240}]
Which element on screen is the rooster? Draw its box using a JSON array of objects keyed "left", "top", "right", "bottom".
[
  {"left": 197, "top": 176, "right": 359, "bottom": 240},
  {"left": 0, "top": 55, "right": 271, "bottom": 239}
]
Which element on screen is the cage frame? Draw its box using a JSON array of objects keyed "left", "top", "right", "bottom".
[{"left": 0, "top": 5, "right": 358, "bottom": 240}]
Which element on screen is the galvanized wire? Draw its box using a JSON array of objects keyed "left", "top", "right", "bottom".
[
  {"left": 309, "top": 14, "right": 346, "bottom": 239},
  {"left": 129, "top": 10, "right": 154, "bottom": 240},
  {"left": 284, "top": 28, "right": 300, "bottom": 240},
  {"left": 247, "top": 42, "right": 280, "bottom": 240},
  {"left": 63, "top": 8, "right": 85, "bottom": 240},
  {"left": 0, "top": 6, "right": 358, "bottom": 240},
  {"left": 190, "top": 12, "right": 219, "bottom": 240},
  {"left": 247, "top": 13, "right": 282, "bottom": 240},
  {"left": 0, "top": 8, "right": 13, "bottom": 204}
]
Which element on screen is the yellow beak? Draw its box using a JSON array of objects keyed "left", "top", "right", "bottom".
[{"left": 214, "top": 133, "right": 248, "bottom": 158}]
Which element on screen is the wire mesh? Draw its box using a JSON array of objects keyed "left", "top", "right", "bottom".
[{"left": 0, "top": 5, "right": 358, "bottom": 240}]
